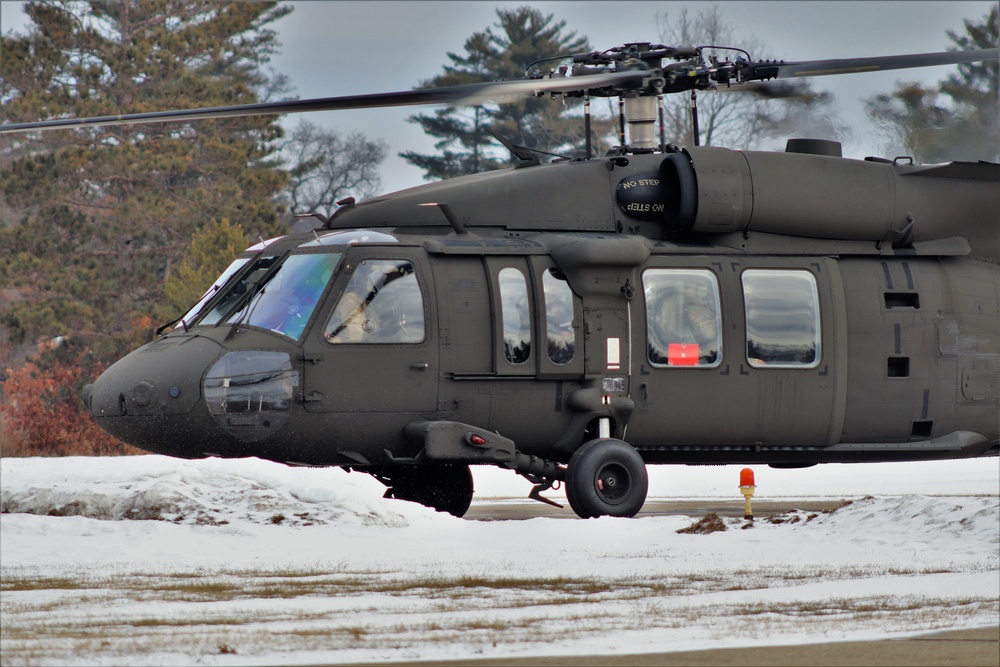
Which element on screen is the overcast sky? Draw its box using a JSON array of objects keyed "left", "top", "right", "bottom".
[{"left": 2, "top": 1, "right": 997, "bottom": 193}]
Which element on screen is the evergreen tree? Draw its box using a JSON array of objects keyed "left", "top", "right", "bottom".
[
  {"left": 0, "top": 0, "right": 291, "bottom": 350},
  {"left": 0, "top": 0, "right": 293, "bottom": 455},
  {"left": 401, "top": 6, "right": 608, "bottom": 181},
  {"left": 864, "top": 7, "right": 999, "bottom": 163},
  {"left": 162, "top": 217, "right": 246, "bottom": 315}
]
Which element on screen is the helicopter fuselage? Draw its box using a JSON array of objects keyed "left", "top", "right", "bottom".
[{"left": 85, "top": 147, "right": 1000, "bottom": 515}]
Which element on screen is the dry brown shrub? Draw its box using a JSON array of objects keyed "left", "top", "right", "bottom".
[
  {"left": 676, "top": 512, "right": 729, "bottom": 534},
  {"left": 1, "top": 355, "right": 140, "bottom": 457}
]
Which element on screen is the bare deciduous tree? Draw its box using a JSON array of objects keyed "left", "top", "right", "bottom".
[
  {"left": 280, "top": 120, "right": 388, "bottom": 221},
  {"left": 656, "top": 6, "right": 845, "bottom": 149}
]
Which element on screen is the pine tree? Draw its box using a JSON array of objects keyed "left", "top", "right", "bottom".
[
  {"left": 0, "top": 0, "right": 293, "bottom": 455},
  {"left": 0, "top": 0, "right": 291, "bottom": 347},
  {"left": 162, "top": 217, "right": 246, "bottom": 315},
  {"left": 401, "top": 6, "right": 605, "bottom": 181}
]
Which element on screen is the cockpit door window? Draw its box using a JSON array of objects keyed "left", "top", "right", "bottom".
[{"left": 324, "top": 259, "right": 426, "bottom": 344}]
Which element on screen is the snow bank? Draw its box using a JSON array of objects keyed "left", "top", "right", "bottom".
[
  {"left": 1, "top": 455, "right": 997, "bottom": 666},
  {"left": 0, "top": 456, "right": 445, "bottom": 528}
]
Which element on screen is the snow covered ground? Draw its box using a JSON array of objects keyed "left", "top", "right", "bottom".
[{"left": 1, "top": 455, "right": 998, "bottom": 666}]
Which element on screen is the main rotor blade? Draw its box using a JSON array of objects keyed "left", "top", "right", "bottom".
[
  {"left": 0, "top": 70, "right": 645, "bottom": 135},
  {"left": 764, "top": 48, "right": 999, "bottom": 80}
]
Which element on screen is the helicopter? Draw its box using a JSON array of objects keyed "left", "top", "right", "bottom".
[{"left": 2, "top": 42, "right": 998, "bottom": 519}]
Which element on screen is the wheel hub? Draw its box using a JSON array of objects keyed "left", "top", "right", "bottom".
[{"left": 596, "top": 462, "right": 631, "bottom": 502}]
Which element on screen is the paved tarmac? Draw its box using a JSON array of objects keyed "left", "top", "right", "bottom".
[
  {"left": 344, "top": 626, "right": 1000, "bottom": 667},
  {"left": 464, "top": 498, "right": 848, "bottom": 521}
]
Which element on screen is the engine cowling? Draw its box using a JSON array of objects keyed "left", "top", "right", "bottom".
[{"left": 658, "top": 145, "right": 999, "bottom": 259}]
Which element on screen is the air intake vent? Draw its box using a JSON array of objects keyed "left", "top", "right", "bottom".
[
  {"left": 785, "top": 138, "right": 842, "bottom": 157},
  {"left": 887, "top": 357, "right": 910, "bottom": 378},
  {"left": 885, "top": 292, "right": 920, "bottom": 309}
]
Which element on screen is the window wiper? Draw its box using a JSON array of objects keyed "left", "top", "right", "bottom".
[
  {"left": 217, "top": 250, "right": 291, "bottom": 330},
  {"left": 155, "top": 313, "right": 187, "bottom": 337}
]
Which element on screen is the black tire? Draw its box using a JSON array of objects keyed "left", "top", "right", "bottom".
[
  {"left": 565, "top": 439, "right": 648, "bottom": 518},
  {"left": 384, "top": 464, "right": 474, "bottom": 517}
]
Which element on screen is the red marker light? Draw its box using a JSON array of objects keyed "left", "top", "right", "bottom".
[
  {"left": 469, "top": 434, "right": 488, "bottom": 446},
  {"left": 739, "top": 467, "right": 756, "bottom": 522}
]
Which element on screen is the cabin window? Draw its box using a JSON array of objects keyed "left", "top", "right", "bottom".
[
  {"left": 324, "top": 259, "right": 425, "bottom": 344},
  {"left": 643, "top": 269, "right": 722, "bottom": 367},
  {"left": 742, "top": 269, "right": 821, "bottom": 368},
  {"left": 499, "top": 267, "right": 531, "bottom": 364},
  {"left": 543, "top": 268, "right": 575, "bottom": 364},
  {"left": 226, "top": 253, "right": 341, "bottom": 340}
]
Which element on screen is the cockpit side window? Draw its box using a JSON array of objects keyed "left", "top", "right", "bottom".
[
  {"left": 644, "top": 268, "right": 722, "bottom": 367},
  {"left": 324, "top": 259, "right": 425, "bottom": 344}
]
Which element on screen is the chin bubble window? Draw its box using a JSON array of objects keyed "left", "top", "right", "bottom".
[
  {"left": 203, "top": 351, "right": 298, "bottom": 442},
  {"left": 324, "top": 259, "right": 425, "bottom": 344}
]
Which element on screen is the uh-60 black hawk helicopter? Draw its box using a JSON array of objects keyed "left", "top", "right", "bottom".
[{"left": 4, "top": 42, "right": 998, "bottom": 519}]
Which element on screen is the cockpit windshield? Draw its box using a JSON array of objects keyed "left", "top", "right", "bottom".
[
  {"left": 197, "top": 254, "right": 280, "bottom": 327},
  {"left": 178, "top": 258, "right": 251, "bottom": 329},
  {"left": 222, "top": 252, "right": 341, "bottom": 340}
]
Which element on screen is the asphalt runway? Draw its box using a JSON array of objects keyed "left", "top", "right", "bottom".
[
  {"left": 345, "top": 626, "right": 1000, "bottom": 666},
  {"left": 464, "top": 498, "right": 847, "bottom": 521}
]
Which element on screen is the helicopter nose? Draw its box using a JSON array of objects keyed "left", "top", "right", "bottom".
[{"left": 89, "top": 335, "right": 225, "bottom": 455}]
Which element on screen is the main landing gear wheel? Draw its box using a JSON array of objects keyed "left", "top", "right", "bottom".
[
  {"left": 382, "top": 464, "right": 474, "bottom": 517},
  {"left": 565, "top": 438, "right": 648, "bottom": 518}
]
